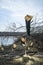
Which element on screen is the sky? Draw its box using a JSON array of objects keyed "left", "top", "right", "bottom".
[{"left": 0, "top": 0, "right": 43, "bottom": 31}]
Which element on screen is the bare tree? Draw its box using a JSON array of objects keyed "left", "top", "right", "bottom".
[{"left": 0, "top": 22, "right": 26, "bottom": 46}]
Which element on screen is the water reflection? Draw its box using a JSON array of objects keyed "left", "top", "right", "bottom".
[
  {"left": 0, "top": 36, "right": 43, "bottom": 65},
  {"left": 0, "top": 36, "right": 17, "bottom": 46}
]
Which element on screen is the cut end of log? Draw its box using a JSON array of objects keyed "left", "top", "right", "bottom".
[{"left": 25, "top": 15, "right": 33, "bottom": 21}]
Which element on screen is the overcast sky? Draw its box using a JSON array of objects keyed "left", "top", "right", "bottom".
[{"left": 0, "top": 0, "right": 43, "bottom": 31}]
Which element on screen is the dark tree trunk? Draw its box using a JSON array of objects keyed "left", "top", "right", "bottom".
[{"left": 25, "top": 19, "right": 31, "bottom": 35}]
